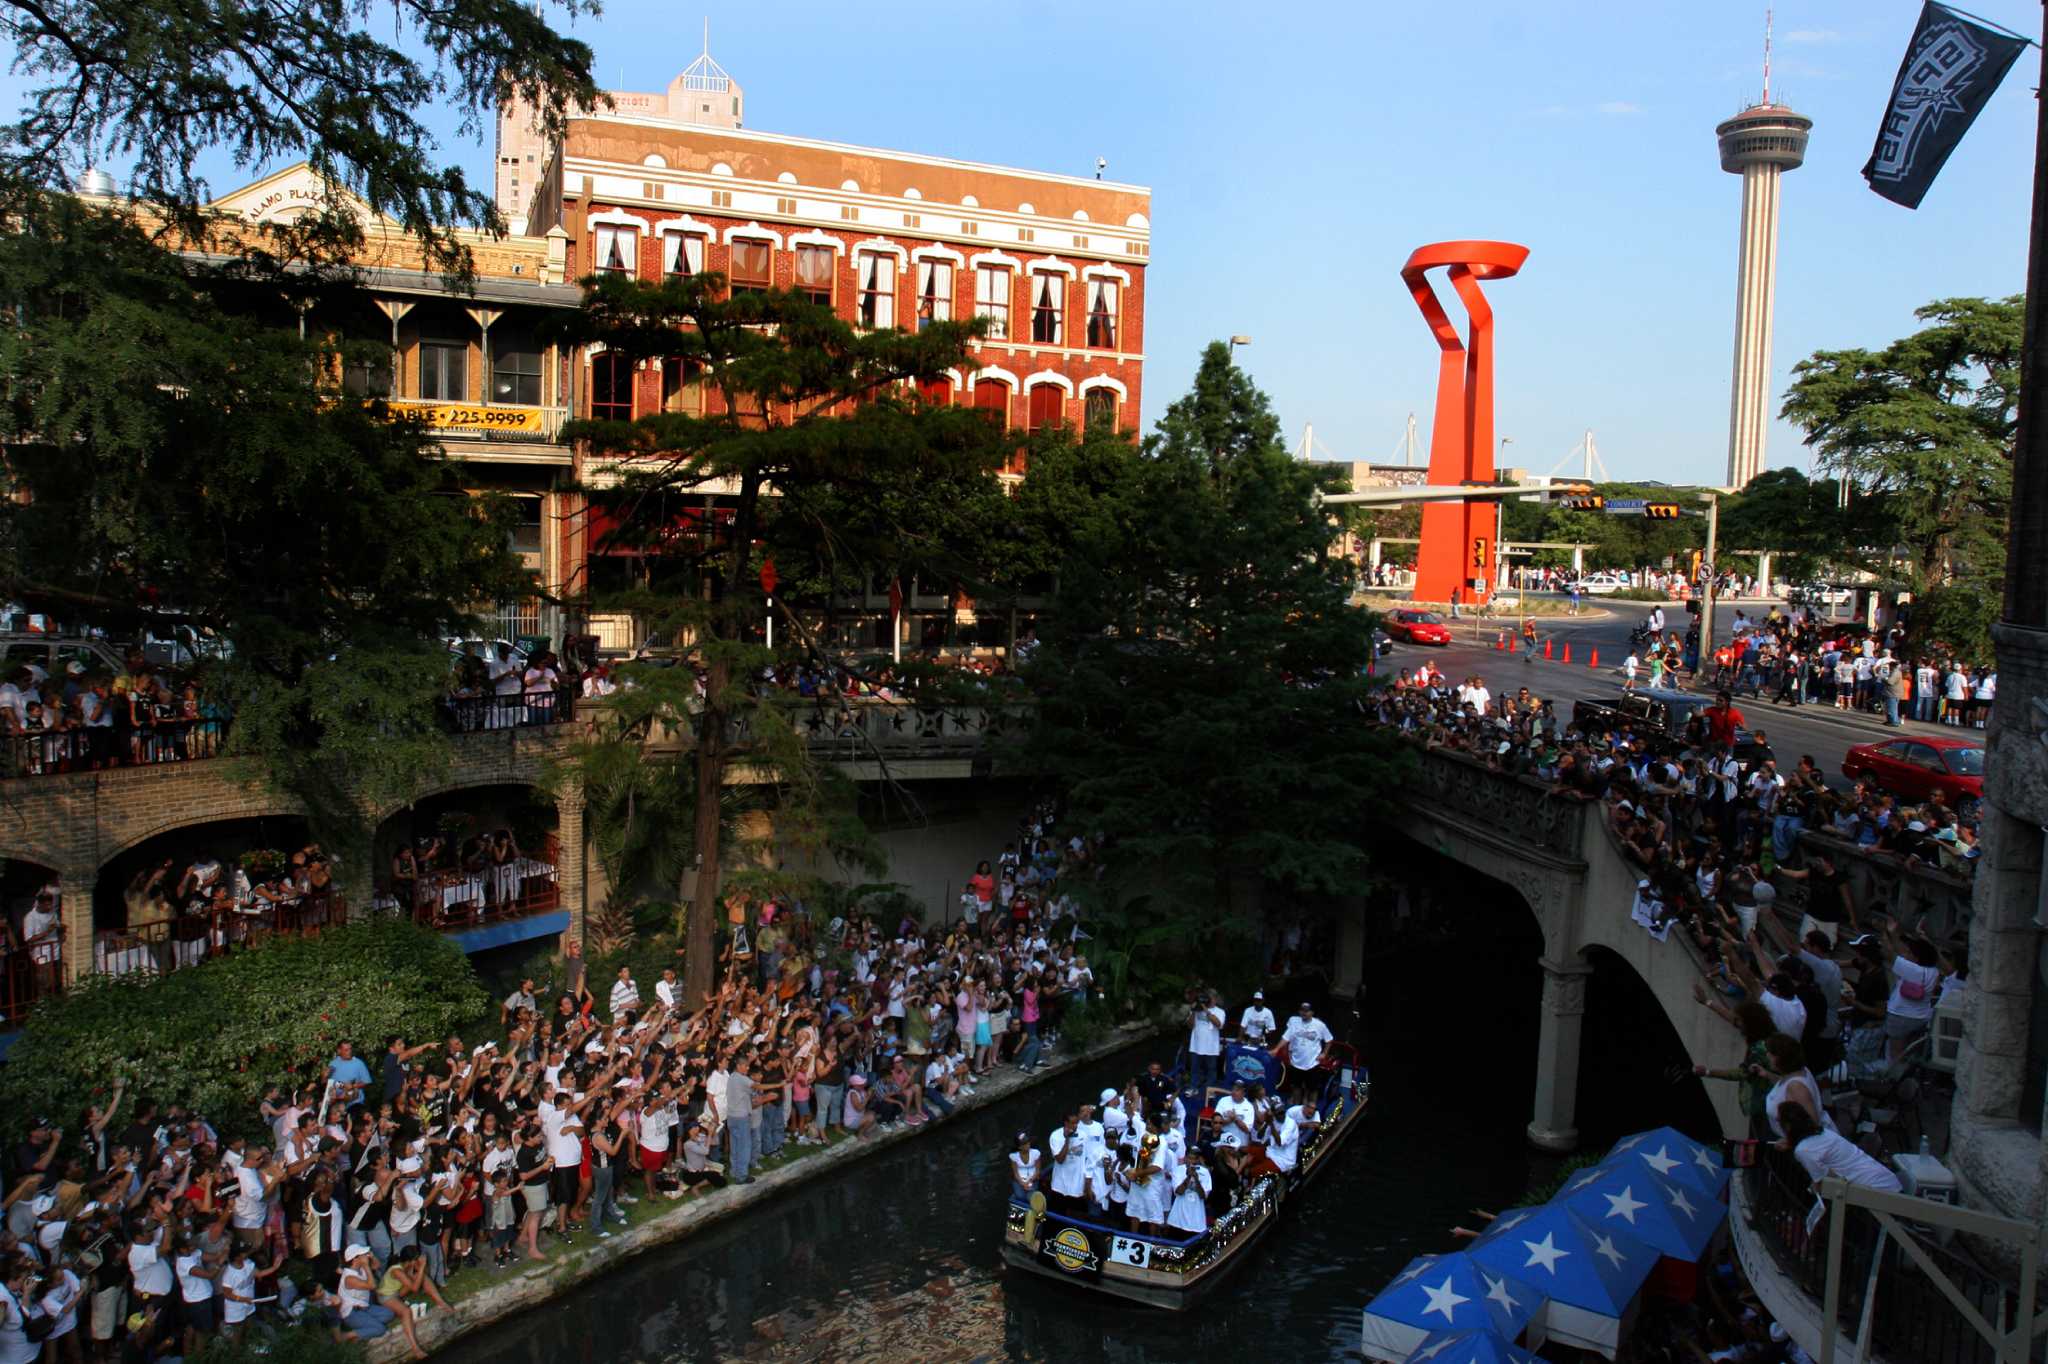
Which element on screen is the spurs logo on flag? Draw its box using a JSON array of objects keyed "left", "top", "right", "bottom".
[{"left": 1863, "top": 3, "right": 2029, "bottom": 209}]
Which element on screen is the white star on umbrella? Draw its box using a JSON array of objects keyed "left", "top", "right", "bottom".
[
  {"left": 1639, "top": 1145, "right": 1680, "bottom": 1177},
  {"left": 1593, "top": 1233, "right": 1629, "bottom": 1269},
  {"left": 1392, "top": 1258, "right": 1432, "bottom": 1287},
  {"left": 1410, "top": 1336, "right": 1461, "bottom": 1363},
  {"left": 1481, "top": 1272, "right": 1521, "bottom": 1316},
  {"left": 1420, "top": 1275, "right": 1472, "bottom": 1323},
  {"left": 1602, "top": 1186, "right": 1648, "bottom": 1224},
  {"left": 1693, "top": 1147, "right": 1719, "bottom": 1172},
  {"left": 1668, "top": 1186, "right": 1699, "bottom": 1220},
  {"left": 1522, "top": 1232, "right": 1570, "bottom": 1273}
]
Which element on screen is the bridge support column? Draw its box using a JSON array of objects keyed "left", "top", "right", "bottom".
[
  {"left": 1329, "top": 896, "right": 1366, "bottom": 1000},
  {"left": 1526, "top": 955, "right": 1592, "bottom": 1152},
  {"left": 1755, "top": 551, "right": 1773, "bottom": 595},
  {"left": 1571, "top": 546, "right": 1584, "bottom": 576}
]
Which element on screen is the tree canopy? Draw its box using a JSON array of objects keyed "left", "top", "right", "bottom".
[
  {"left": 1781, "top": 296, "right": 2018, "bottom": 589},
  {"left": 1020, "top": 342, "right": 1411, "bottom": 998},
  {"left": 550, "top": 273, "right": 1017, "bottom": 1006}
]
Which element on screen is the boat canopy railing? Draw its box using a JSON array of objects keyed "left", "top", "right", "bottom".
[{"left": 1007, "top": 1200, "right": 1209, "bottom": 1249}]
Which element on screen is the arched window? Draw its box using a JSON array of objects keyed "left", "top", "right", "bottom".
[
  {"left": 974, "top": 379, "right": 1011, "bottom": 429},
  {"left": 1084, "top": 387, "right": 1117, "bottom": 431},
  {"left": 1027, "top": 384, "right": 1064, "bottom": 432}
]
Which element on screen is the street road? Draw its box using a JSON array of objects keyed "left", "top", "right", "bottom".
[{"left": 1373, "top": 595, "right": 1977, "bottom": 785}]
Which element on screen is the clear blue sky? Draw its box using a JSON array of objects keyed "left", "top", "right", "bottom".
[{"left": 23, "top": 0, "right": 2043, "bottom": 484}]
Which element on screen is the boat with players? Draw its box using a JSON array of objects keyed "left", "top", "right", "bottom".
[{"left": 999, "top": 1040, "right": 1369, "bottom": 1309}]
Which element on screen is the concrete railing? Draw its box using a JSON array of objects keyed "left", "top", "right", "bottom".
[
  {"left": 630, "top": 695, "right": 1033, "bottom": 768},
  {"left": 1787, "top": 828, "right": 1975, "bottom": 942}
]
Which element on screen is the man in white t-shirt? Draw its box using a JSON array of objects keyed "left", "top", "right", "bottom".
[
  {"left": 1278, "top": 1003, "right": 1334, "bottom": 1094},
  {"left": 1047, "top": 1113, "right": 1089, "bottom": 1213},
  {"left": 1211, "top": 1080, "right": 1258, "bottom": 1158},
  {"left": 1187, "top": 993, "right": 1226, "bottom": 1094},
  {"left": 230, "top": 1148, "right": 282, "bottom": 1248},
  {"left": 1238, "top": 991, "right": 1276, "bottom": 1044}
]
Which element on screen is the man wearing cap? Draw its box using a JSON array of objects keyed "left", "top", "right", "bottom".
[
  {"left": 1239, "top": 992, "right": 1276, "bottom": 1045},
  {"left": 1186, "top": 992, "right": 1225, "bottom": 1096},
  {"left": 1277, "top": 1003, "right": 1334, "bottom": 1097},
  {"left": 1212, "top": 1080, "right": 1257, "bottom": 1170}
]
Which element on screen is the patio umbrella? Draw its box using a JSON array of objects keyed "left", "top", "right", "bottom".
[
  {"left": 1553, "top": 1159, "right": 1728, "bottom": 1261},
  {"left": 1605, "top": 1125, "right": 1730, "bottom": 1197},
  {"left": 1403, "top": 1328, "right": 1545, "bottom": 1364},
  {"left": 1359, "top": 1250, "right": 1545, "bottom": 1364},
  {"left": 1467, "top": 1203, "right": 1657, "bottom": 1359}
]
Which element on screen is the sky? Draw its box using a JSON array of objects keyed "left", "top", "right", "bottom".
[{"left": 17, "top": 0, "right": 2043, "bottom": 485}]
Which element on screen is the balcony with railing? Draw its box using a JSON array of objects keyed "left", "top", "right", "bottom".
[
  {"left": 0, "top": 688, "right": 580, "bottom": 784},
  {"left": 92, "top": 892, "right": 350, "bottom": 980}
]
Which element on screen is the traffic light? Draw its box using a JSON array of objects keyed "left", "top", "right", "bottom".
[
  {"left": 1565, "top": 495, "right": 1604, "bottom": 511},
  {"left": 1644, "top": 503, "right": 1682, "bottom": 519}
]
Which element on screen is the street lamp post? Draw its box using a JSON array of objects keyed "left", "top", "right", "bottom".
[
  {"left": 1227, "top": 334, "right": 1251, "bottom": 362},
  {"left": 1697, "top": 491, "right": 1720, "bottom": 684}
]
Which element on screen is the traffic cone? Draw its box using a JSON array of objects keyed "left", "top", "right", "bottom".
[
  {"left": 1562, "top": 644, "right": 1571, "bottom": 664},
  {"left": 1543, "top": 639, "right": 1553, "bottom": 660},
  {"left": 1590, "top": 648, "right": 1600, "bottom": 669},
  {"left": 1508, "top": 635, "right": 1517, "bottom": 653},
  {"left": 1495, "top": 630, "right": 1505, "bottom": 650}
]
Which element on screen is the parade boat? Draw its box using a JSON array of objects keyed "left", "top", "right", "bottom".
[{"left": 1000, "top": 1042, "right": 1369, "bottom": 1309}]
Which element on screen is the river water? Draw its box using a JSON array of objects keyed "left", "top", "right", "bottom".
[{"left": 440, "top": 870, "right": 1710, "bottom": 1364}]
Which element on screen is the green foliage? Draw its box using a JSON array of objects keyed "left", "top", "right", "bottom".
[
  {"left": 0, "top": 0, "right": 599, "bottom": 274},
  {"left": 191, "top": 1322, "right": 366, "bottom": 1364},
  {"left": 1781, "top": 296, "right": 2019, "bottom": 588},
  {"left": 1019, "top": 342, "right": 1413, "bottom": 981},
  {"left": 0, "top": 918, "right": 486, "bottom": 1144},
  {"left": 1608, "top": 586, "right": 1671, "bottom": 602},
  {"left": 1908, "top": 580, "right": 2001, "bottom": 663}
]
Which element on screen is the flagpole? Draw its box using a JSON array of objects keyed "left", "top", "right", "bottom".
[{"left": 2007, "top": 2, "right": 2048, "bottom": 631}]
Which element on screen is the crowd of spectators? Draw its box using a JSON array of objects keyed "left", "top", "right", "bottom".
[
  {"left": 0, "top": 800, "right": 1109, "bottom": 1360},
  {"left": 0, "top": 655, "right": 219, "bottom": 779}
]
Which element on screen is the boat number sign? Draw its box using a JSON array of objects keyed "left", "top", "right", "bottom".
[{"left": 1108, "top": 1235, "right": 1152, "bottom": 1269}]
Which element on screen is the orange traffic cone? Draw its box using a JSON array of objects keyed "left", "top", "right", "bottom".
[
  {"left": 1543, "top": 639, "right": 1553, "bottom": 660},
  {"left": 1590, "top": 648, "right": 1600, "bottom": 669},
  {"left": 1495, "top": 631, "right": 1505, "bottom": 650},
  {"left": 1562, "top": 644, "right": 1572, "bottom": 664},
  {"left": 1508, "top": 635, "right": 1518, "bottom": 653}
]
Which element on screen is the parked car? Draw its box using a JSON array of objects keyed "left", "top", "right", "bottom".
[
  {"left": 1372, "top": 628, "right": 1393, "bottom": 658},
  {"left": 1575, "top": 572, "right": 1631, "bottom": 596},
  {"left": 1570, "top": 687, "right": 1766, "bottom": 768},
  {"left": 1384, "top": 609, "right": 1451, "bottom": 646},
  {"left": 0, "top": 633, "right": 132, "bottom": 680},
  {"left": 446, "top": 637, "right": 530, "bottom": 668},
  {"left": 1842, "top": 736, "right": 1984, "bottom": 806}
]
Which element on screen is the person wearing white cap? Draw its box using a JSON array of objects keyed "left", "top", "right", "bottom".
[
  {"left": 1238, "top": 991, "right": 1276, "bottom": 1045},
  {"left": 331, "top": 1245, "right": 396, "bottom": 1344}
]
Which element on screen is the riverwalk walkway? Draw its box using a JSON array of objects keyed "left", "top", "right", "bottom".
[{"left": 366, "top": 1018, "right": 1166, "bottom": 1361}]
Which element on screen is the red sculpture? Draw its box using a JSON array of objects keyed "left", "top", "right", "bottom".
[{"left": 1402, "top": 240, "right": 1529, "bottom": 606}]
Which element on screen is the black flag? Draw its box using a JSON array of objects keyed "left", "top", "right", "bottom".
[{"left": 1864, "top": 2, "right": 2029, "bottom": 208}]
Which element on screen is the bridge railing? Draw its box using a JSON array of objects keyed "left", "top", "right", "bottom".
[
  {"left": 1405, "top": 745, "right": 1591, "bottom": 858},
  {"left": 1780, "top": 828, "right": 1975, "bottom": 943},
  {"left": 628, "top": 695, "right": 1033, "bottom": 766}
]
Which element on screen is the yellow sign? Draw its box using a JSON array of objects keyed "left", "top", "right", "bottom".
[
  {"left": 1048, "top": 1226, "right": 1098, "bottom": 1274},
  {"left": 382, "top": 400, "right": 545, "bottom": 434}
]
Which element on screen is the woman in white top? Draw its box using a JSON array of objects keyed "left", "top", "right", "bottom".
[
  {"left": 217, "top": 1242, "right": 260, "bottom": 1337},
  {"left": 1778, "top": 1104, "right": 1900, "bottom": 1193},
  {"left": 1006, "top": 1131, "right": 1041, "bottom": 1198},
  {"left": 1167, "top": 1150, "right": 1213, "bottom": 1235},
  {"left": 1883, "top": 918, "right": 1942, "bottom": 1060},
  {"left": 0, "top": 1256, "right": 42, "bottom": 1364},
  {"left": 1759, "top": 1035, "right": 1835, "bottom": 1141}
]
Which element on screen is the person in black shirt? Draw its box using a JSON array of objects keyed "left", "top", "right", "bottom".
[
  {"left": 512, "top": 1127, "right": 552, "bottom": 1264},
  {"left": 1136, "top": 1061, "right": 1175, "bottom": 1111}
]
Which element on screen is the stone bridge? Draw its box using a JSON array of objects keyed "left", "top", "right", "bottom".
[{"left": 1343, "top": 747, "right": 1979, "bottom": 1151}]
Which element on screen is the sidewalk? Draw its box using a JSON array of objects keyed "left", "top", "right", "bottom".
[{"left": 363, "top": 1018, "right": 1167, "bottom": 1361}]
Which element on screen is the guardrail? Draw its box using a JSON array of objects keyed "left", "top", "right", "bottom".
[
  {"left": 438, "top": 687, "right": 578, "bottom": 734},
  {"left": 0, "top": 944, "right": 64, "bottom": 1028},
  {"left": 398, "top": 860, "right": 561, "bottom": 931},
  {"left": 92, "top": 893, "right": 348, "bottom": 979},
  {"left": 0, "top": 718, "right": 227, "bottom": 780}
]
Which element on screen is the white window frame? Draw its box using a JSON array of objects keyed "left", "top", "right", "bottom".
[
  {"left": 974, "top": 265, "right": 1012, "bottom": 341},
  {"left": 856, "top": 252, "right": 897, "bottom": 330}
]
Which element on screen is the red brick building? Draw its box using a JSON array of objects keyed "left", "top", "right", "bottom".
[{"left": 512, "top": 53, "right": 1150, "bottom": 447}]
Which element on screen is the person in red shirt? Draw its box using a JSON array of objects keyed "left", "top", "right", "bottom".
[{"left": 1704, "top": 690, "right": 1745, "bottom": 749}]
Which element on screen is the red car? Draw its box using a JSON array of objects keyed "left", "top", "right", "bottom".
[
  {"left": 1841, "top": 736, "right": 1985, "bottom": 805},
  {"left": 1383, "top": 609, "right": 1452, "bottom": 645}
]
